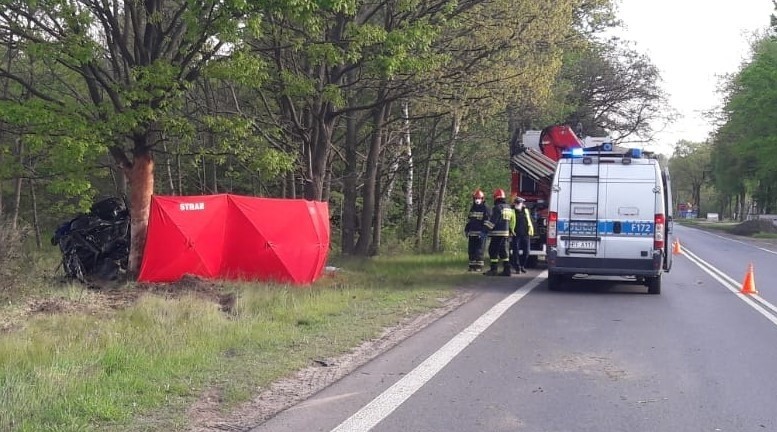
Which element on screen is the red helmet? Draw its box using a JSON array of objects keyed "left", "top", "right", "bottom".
[
  {"left": 493, "top": 188, "right": 506, "bottom": 200},
  {"left": 472, "top": 189, "right": 485, "bottom": 199}
]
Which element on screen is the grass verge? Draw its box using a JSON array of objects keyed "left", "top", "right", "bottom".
[
  {"left": 675, "top": 219, "right": 737, "bottom": 232},
  {"left": 0, "top": 253, "right": 471, "bottom": 431},
  {"left": 752, "top": 232, "right": 777, "bottom": 239},
  {"left": 676, "top": 219, "right": 777, "bottom": 238}
]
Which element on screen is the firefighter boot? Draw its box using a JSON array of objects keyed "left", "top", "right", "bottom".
[
  {"left": 484, "top": 263, "right": 499, "bottom": 276},
  {"left": 500, "top": 262, "right": 511, "bottom": 277}
]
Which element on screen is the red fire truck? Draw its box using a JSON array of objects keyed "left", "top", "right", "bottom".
[{"left": 509, "top": 125, "right": 588, "bottom": 267}]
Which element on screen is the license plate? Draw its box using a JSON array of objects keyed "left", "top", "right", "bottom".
[{"left": 569, "top": 240, "right": 596, "bottom": 249}]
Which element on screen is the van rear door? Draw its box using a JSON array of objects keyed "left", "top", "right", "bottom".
[
  {"left": 556, "top": 160, "right": 606, "bottom": 259},
  {"left": 662, "top": 167, "right": 673, "bottom": 271},
  {"left": 600, "top": 163, "right": 658, "bottom": 261}
]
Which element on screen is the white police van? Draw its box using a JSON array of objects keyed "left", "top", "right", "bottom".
[{"left": 546, "top": 145, "right": 673, "bottom": 294}]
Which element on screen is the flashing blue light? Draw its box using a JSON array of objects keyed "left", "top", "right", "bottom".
[
  {"left": 630, "top": 148, "right": 642, "bottom": 158},
  {"left": 571, "top": 147, "right": 584, "bottom": 157}
]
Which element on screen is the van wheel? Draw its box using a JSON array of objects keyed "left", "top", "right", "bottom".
[
  {"left": 548, "top": 272, "right": 563, "bottom": 291},
  {"left": 647, "top": 275, "right": 662, "bottom": 295},
  {"left": 527, "top": 256, "right": 539, "bottom": 268}
]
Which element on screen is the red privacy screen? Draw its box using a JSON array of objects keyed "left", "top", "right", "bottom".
[{"left": 138, "top": 194, "right": 330, "bottom": 285}]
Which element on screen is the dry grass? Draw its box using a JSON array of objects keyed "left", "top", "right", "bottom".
[{"left": 0, "top": 253, "right": 470, "bottom": 431}]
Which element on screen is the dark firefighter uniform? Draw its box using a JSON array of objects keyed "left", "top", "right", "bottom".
[
  {"left": 483, "top": 189, "right": 515, "bottom": 276},
  {"left": 510, "top": 197, "right": 535, "bottom": 273},
  {"left": 465, "top": 189, "right": 491, "bottom": 272}
]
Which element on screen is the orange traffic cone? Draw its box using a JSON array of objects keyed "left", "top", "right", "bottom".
[
  {"left": 672, "top": 238, "right": 682, "bottom": 255},
  {"left": 740, "top": 263, "right": 758, "bottom": 295}
]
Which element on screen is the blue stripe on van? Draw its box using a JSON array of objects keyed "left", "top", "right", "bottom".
[{"left": 557, "top": 220, "right": 654, "bottom": 236}]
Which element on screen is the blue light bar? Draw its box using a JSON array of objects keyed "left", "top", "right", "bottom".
[
  {"left": 630, "top": 148, "right": 642, "bottom": 158},
  {"left": 571, "top": 148, "right": 584, "bottom": 157}
]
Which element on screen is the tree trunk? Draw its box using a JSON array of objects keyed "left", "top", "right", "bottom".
[
  {"left": 341, "top": 110, "right": 359, "bottom": 254},
  {"left": 11, "top": 139, "right": 23, "bottom": 231},
  {"left": 11, "top": 178, "right": 22, "bottom": 230},
  {"left": 384, "top": 107, "right": 400, "bottom": 204},
  {"left": 303, "top": 108, "right": 336, "bottom": 201},
  {"left": 341, "top": 67, "right": 360, "bottom": 254},
  {"left": 212, "top": 159, "right": 218, "bottom": 193},
  {"left": 355, "top": 97, "right": 387, "bottom": 256},
  {"left": 402, "top": 101, "right": 414, "bottom": 226},
  {"left": 200, "top": 155, "right": 207, "bottom": 193},
  {"left": 163, "top": 140, "right": 175, "bottom": 194},
  {"left": 735, "top": 193, "right": 741, "bottom": 221},
  {"left": 0, "top": 151, "right": 4, "bottom": 219},
  {"left": 287, "top": 171, "right": 296, "bottom": 199},
  {"left": 384, "top": 155, "right": 399, "bottom": 203},
  {"left": 111, "top": 135, "right": 156, "bottom": 277},
  {"left": 127, "top": 150, "right": 154, "bottom": 275},
  {"left": 371, "top": 162, "right": 383, "bottom": 256},
  {"left": 0, "top": 39, "right": 11, "bottom": 220},
  {"left": 415, "top": 118, "right": 439, "bottom": 250},
  {"left": 29, "top": 179, "right": 41, "bottom": 249},
  {"left": 176, "top": 152, "right": 183, "bottom": 195},
  {"left": 372, "top": 109, "right": 393, "bottom": 256},
  {"left": 323, "top": 169, "right": 332, "bottom": 202},
  {"left": 432, "top": 114, "right": 461, "bottom": 253}
]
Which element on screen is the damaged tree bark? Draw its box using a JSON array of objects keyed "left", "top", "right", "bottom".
[{"left": 110, "top": 137, "right": 155, "bottom": 276}]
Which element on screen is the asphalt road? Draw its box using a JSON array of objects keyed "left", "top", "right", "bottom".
[{"left": 254, "top": 224, "right": 777, "bottom": 432}]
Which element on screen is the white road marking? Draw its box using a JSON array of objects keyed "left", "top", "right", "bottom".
[
  {"left": 330, "top": 272, "right": 547, "bottom": 432},
  {"left": 682, "top": 247, "right": 777, "bottom": 327},
  {"left": 689, "top": 228, "right": 777, "bottom": 255}
]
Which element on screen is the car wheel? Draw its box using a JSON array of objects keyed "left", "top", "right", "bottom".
[
  {"left": 647, "top": 275, "right": 661, "bottom": 295},
  {"left": 548, "top": 272, "right": 563, "bottom": 291},
  {"left": 527, "top": 256, "right": 539, "bottom": 268}
]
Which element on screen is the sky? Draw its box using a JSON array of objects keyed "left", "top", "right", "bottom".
[{"left": 611, "top": 0, "right": 775, "bottom": 155}]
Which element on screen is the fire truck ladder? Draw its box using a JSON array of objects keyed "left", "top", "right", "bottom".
[{"left": 565, "top": 149, "right": 602, "bottom": 255}]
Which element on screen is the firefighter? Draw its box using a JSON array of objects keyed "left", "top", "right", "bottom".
[
  {"left": 483, "top": 188, "right": 515, "bottom": 276},
  {"left": 510, "top": 196, "right": 535, "bottom": 273},
  {"left": 464, "top": 189, "right": 490, "bottom": 272}
]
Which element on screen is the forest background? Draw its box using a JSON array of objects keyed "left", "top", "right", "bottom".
[{"left": 1, "top": 0, "right": 775, "bottom": 281}]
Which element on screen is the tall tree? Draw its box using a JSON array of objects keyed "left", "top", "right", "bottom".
[
  {"left": 669, "top": 140, "right": 710, "bottom": 213},
  {"left": 0, "top": 0, "right": 274, "bottom": 274},
  {"left": 557, "top": 40, "right": 673, "bottom": 142},
  {"left": 713, "top": 34, "right": 777, "bottom": 215}
]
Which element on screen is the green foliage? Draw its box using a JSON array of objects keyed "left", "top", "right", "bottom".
[
  {"left": 0, "top": 0, "right": 631, "bottom": 258},
  {"left": 713, "top": 35, "right": 777, "bottom": 213},
  {"left": 200, "top": 115, "right": 295, "bottom": 180},
  {"left": 669, "top": 140, "right": 712, "bottom": 214},
  {"left": 205, "top": 51, "right": 270, "bottom": 88}
]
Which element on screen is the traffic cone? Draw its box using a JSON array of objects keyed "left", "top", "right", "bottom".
[
  {"left": 740, "top": 263, "right": 758, "bottom": 295},
  {"left": 672, "top": 238, "right": 682, "bottom": 255}
]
